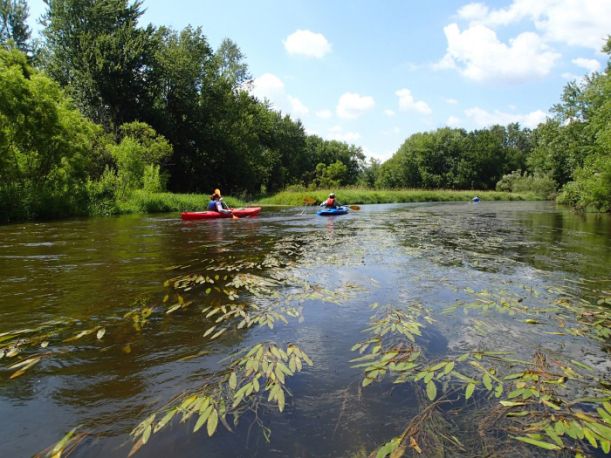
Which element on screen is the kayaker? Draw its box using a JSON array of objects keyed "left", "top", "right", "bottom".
[
  {"left": 214, "top": 188, "right": 230, "bottom": 210},
  {"left": 208, "top": 191, "right": 232, "bottom": 215},
  {"left": 320, "top": 193, "right": 339, "bottom": 209}
]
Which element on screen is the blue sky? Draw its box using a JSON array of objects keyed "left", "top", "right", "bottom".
[{"left": 26, "top": 0, "right": 610, "bottom": 161}]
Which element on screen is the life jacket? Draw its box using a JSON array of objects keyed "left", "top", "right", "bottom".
[
  {"left": 325, "top": 197, "right": 336, "bottom": 208},
  {"left": 208, "top": 200, "right": 219, "bottom": 211}
]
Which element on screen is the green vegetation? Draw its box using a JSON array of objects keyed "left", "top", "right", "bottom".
[
  {"left": 0, "top": 2, "right": 608, "bottom": 224},
  {"left": 256, "top": 188, "right": 541, "bottom": 206}
]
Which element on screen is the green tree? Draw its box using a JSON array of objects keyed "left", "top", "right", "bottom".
[
  {"left": 0, "top": 0, "right": 30, "bottom": 52},
  {"left": 110, "top": 121, "right": 172, "bottom": 196},
  {"left": 41, "top": 0, "right": 158, "bottom": 128},
  {"left": 0, "top": 47, "right": 99, "bottom": 221}
]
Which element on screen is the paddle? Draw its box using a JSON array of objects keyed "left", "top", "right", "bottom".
[{"left": 348, "top": 205, "right": 360, "bottom": 211}]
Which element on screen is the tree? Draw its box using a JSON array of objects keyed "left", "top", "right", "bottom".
[
  {"left": 214, "top": 38, "right": 250, "bottom": 88},
  {"left": 41, "top": 0, "right": 158, "bottom": 128},
  {"left": 0, "top": 47, "right": 99, "bottom": 221},
  {"left": 0, "top": 0, "right": 30, "bottom": 53},
  {"left": 110, "top": 121, "right": 172, "bottom": 196}
]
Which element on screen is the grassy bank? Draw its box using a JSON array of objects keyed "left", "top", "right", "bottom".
[
  {"left": 112, "top": 190, "right": 246, "bottom": 215},
  {"left": 117, "top": 188, "right": 542, "bottom": 215},
  {"left": 254, "top": 188, "right": 543, "bottom": 206}
]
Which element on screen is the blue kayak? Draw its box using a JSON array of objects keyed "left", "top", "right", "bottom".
[{"left": 317, "top": 206, "right": 349, "bottom": 216}]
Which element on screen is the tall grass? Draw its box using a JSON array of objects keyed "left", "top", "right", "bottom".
[
  {"left": 116, "top": 190, "right": 246, "bottom": 214},
  {"left": 255, "top": 188, "right": 542, "bottom": 206}
]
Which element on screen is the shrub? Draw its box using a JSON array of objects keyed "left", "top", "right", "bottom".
[{"left": 496, "top": 170, "right": 557, "bottom": 199}]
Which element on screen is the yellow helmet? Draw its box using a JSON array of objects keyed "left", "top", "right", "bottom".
[{"left": 213, "top": 188, "right": 221, "bottom": 197}]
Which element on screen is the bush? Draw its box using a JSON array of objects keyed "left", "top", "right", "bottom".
[
  {"left": 557, "top": 154, "right": 611, "bottom": 212},
  {"left": 496, "top": 170, "right": 557, "bottom": 199},
  {"left": 86, "top": 167, "right": 120, "bottom": 216}
]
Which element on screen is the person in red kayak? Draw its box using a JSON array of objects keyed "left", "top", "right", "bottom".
[
  {"left": 320, "top": 192, "right": 340, "bottom": 209},
  {"left": 208, "top": 190, "right": 232, "bottom": 215}
]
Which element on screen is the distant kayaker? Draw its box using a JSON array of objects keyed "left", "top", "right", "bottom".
[
  {"left": 208, "top": 191, "right": 232, "bottom": 215},
  {"left": 320, "top": 193, "right": 339, "bottom": 209},
  {"left": 214, "top": 188, "right": 230, "bottom": 210}
]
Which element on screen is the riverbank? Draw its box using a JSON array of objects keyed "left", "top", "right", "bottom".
[
  {"left": 254, "top": 188, "right": 542, "bottom": 207},
  {"left": 1, "top": 188, "right": 544, "bottom": 224}
]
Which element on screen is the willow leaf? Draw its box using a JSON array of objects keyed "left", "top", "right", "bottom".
[{"left": 513, "top": 436, "right": 561, "bottom": 450}]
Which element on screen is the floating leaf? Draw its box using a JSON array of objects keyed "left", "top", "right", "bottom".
[
  {"left": 426, "top": 380, "right": 437, "bottom": 401},
  {"left": 513, "top": 436, "right": 561, "bottom": 450},
  {"left": 465, "top": 383, "right": 475, "bottom": 400},
  {"left": 206, "top": 409, "right": 218, "bottom": 436},
  {"left": 500, "top": 400, "right": 525, "bottom": 407}
]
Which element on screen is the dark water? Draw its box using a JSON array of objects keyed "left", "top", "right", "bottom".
[{"left": 0, "top": 202, "right": 609, "bottom": 457}]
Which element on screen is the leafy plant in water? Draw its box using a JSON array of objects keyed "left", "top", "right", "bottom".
[
  {"left": 129, "top": 342, "right": 313, "bottom": 455},
  {"left": 487, "top": 352, "right": 611, "bottom": 455}
]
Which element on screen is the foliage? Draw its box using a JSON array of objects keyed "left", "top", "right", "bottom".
[
  {"left": 110, "top": 121, "right": 172, "bottom": 197},
  {"left": 0, "top": 47, "right": 99, "bottom": 222},
  {"left": 495, "top": 170, "right": 557, "bottom": 198},
  {"left": 41, "top": 0, "right": 157, "bottom": 128},
  {"left": 376, "top": 125, "right": 532, "bottom": 191},
  {"left": 255, "top": 188, "right": 541, "bottom": 207},
  {"left": 557, "top": 152, "right": 611, "bottom": 211},
  {"left": 534, "top": 37, "right": 610, "bottom": 211},
  {"left": 0, "top": 0, "right": 30, "bottom": 53}
]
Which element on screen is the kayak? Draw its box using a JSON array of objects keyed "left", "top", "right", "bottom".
[
  {"left": 317, "top": 206, "right": 349, "bottom": 216},
  {"left": 180, "top": 207, "right": 261, "bottom": 220}
]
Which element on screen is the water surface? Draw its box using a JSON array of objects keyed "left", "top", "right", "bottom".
[{"left": 0, "top": 202, "right": 609, "bottom": 457}]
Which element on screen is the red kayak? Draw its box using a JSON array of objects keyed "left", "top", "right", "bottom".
[{"left": 180, "top": 207, "right": 261, "bottom": 220}]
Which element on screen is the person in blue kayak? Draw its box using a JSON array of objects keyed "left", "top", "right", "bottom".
[
  {"left": 320, "top": 192, "right": 340, "bottom": 209},
  {"left": 208, "top": 190, "right": 232, "bottom": 215}
]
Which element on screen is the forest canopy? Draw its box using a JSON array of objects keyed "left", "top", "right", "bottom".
[{"left": 0, "top": 0, "right": 609, "bottom": 222}]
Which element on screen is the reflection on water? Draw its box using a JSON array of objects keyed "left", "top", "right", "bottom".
[{"left": 0, "top": 202, "right": 609, "bottom": 457}]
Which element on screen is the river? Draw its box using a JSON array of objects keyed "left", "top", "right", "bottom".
[{"left": 0, "top": 202, "right": 609, "bottom": 457}]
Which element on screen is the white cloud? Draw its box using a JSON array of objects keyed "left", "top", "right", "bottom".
[
  {"left": 395, "top": 88, "right": 432, "bottom": 115},
  {"left": 384, "top": 109, "right": 396, "bottom": 117},
  {"left": 336, "top": 92, "right": 375, "bottom": 119},
  {"left": 457, "top": 0, "right": 611, "bottom": 51},
  {"left": 446, "top": 115, "right": 462, "bottom": 127},
  {"left": 572, "top": 57, "right": 601, "bottom": 73},
  {"left": 437, "top": 23, "right": 560, "bottom": 82},
  {"left": 458, "top": 3, "right": 490, "bottom": 21},
  {"left": 251, "top": 73, "right": 309, "bottom": 119},
  {"left": 327, "top": 125, "right": 361, "bottom": 142},
  {"left": 316, "top": 109, "right": 333, "bottom": 119},
  {"left": 445, "top": 98, "right": 459, "bottom": 105},
  {"left": 288, "top": 96, "right": 309, "bottom": 116},
  {"left": 283, "top": 29, "right": 331, "bottom": 58},
  {"left": 251, "top": 73, "right": 284, "bottom": 100},
  {"left": 464, "top": 106, "right": 548, "bottom": 128}
]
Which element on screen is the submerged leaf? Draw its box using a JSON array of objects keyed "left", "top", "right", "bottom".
[{"left": 513, "top": 436, "right": 561, "bottom": 450}]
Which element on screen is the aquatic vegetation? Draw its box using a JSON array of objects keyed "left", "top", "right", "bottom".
[
  {"left": 129, "top": 342, "right": 313, "bottom": 455},
  {"left": 354, "top": 287, "right": 611, "bottom": 457}
]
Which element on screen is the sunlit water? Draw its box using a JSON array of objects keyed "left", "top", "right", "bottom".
[{"left": 0, "top": 202, "right": 609, "bottom": 457}]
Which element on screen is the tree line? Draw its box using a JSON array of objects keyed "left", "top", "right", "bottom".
[{"left": 1, "top": 0, "right": 609, "bottom": 223}]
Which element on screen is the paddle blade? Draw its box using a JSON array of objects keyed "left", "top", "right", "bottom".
[{"left": 349, "top": 205, "right": 361, "bottom": 211}]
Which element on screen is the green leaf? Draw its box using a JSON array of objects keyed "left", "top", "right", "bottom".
[
  {"left": 426, "top": 380, "right": 437, "bottom": 401},
  {"left": 499, "top": 400, "right": 526, "bottom": 407},
  {"left": 443, "top": 361, "right": 455, "bottom": 375},
  {"left": 207, "top": 409, "right": 218, "bottom": 436},
  {"left": 193, "top": 406, "right": 212, "bottom": 433},
  {"left": 513, "top": 436, "right": 561, "bottom": 450},
  {"left": 142, "top": 425, "right": 152, "bottom": 445},
  {"left": 229, "top": 372, "right": 237, "bottom": 390},
  {"left": 482, "top": 373, "right": 492, "bottom": 391},
  {"left": 465, "top": 383, "right": 475, "bottom": 400}
]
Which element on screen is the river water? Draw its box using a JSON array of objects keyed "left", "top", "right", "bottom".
[{"left": 0, "top": 202, "right": 609, "bottom": 457}]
